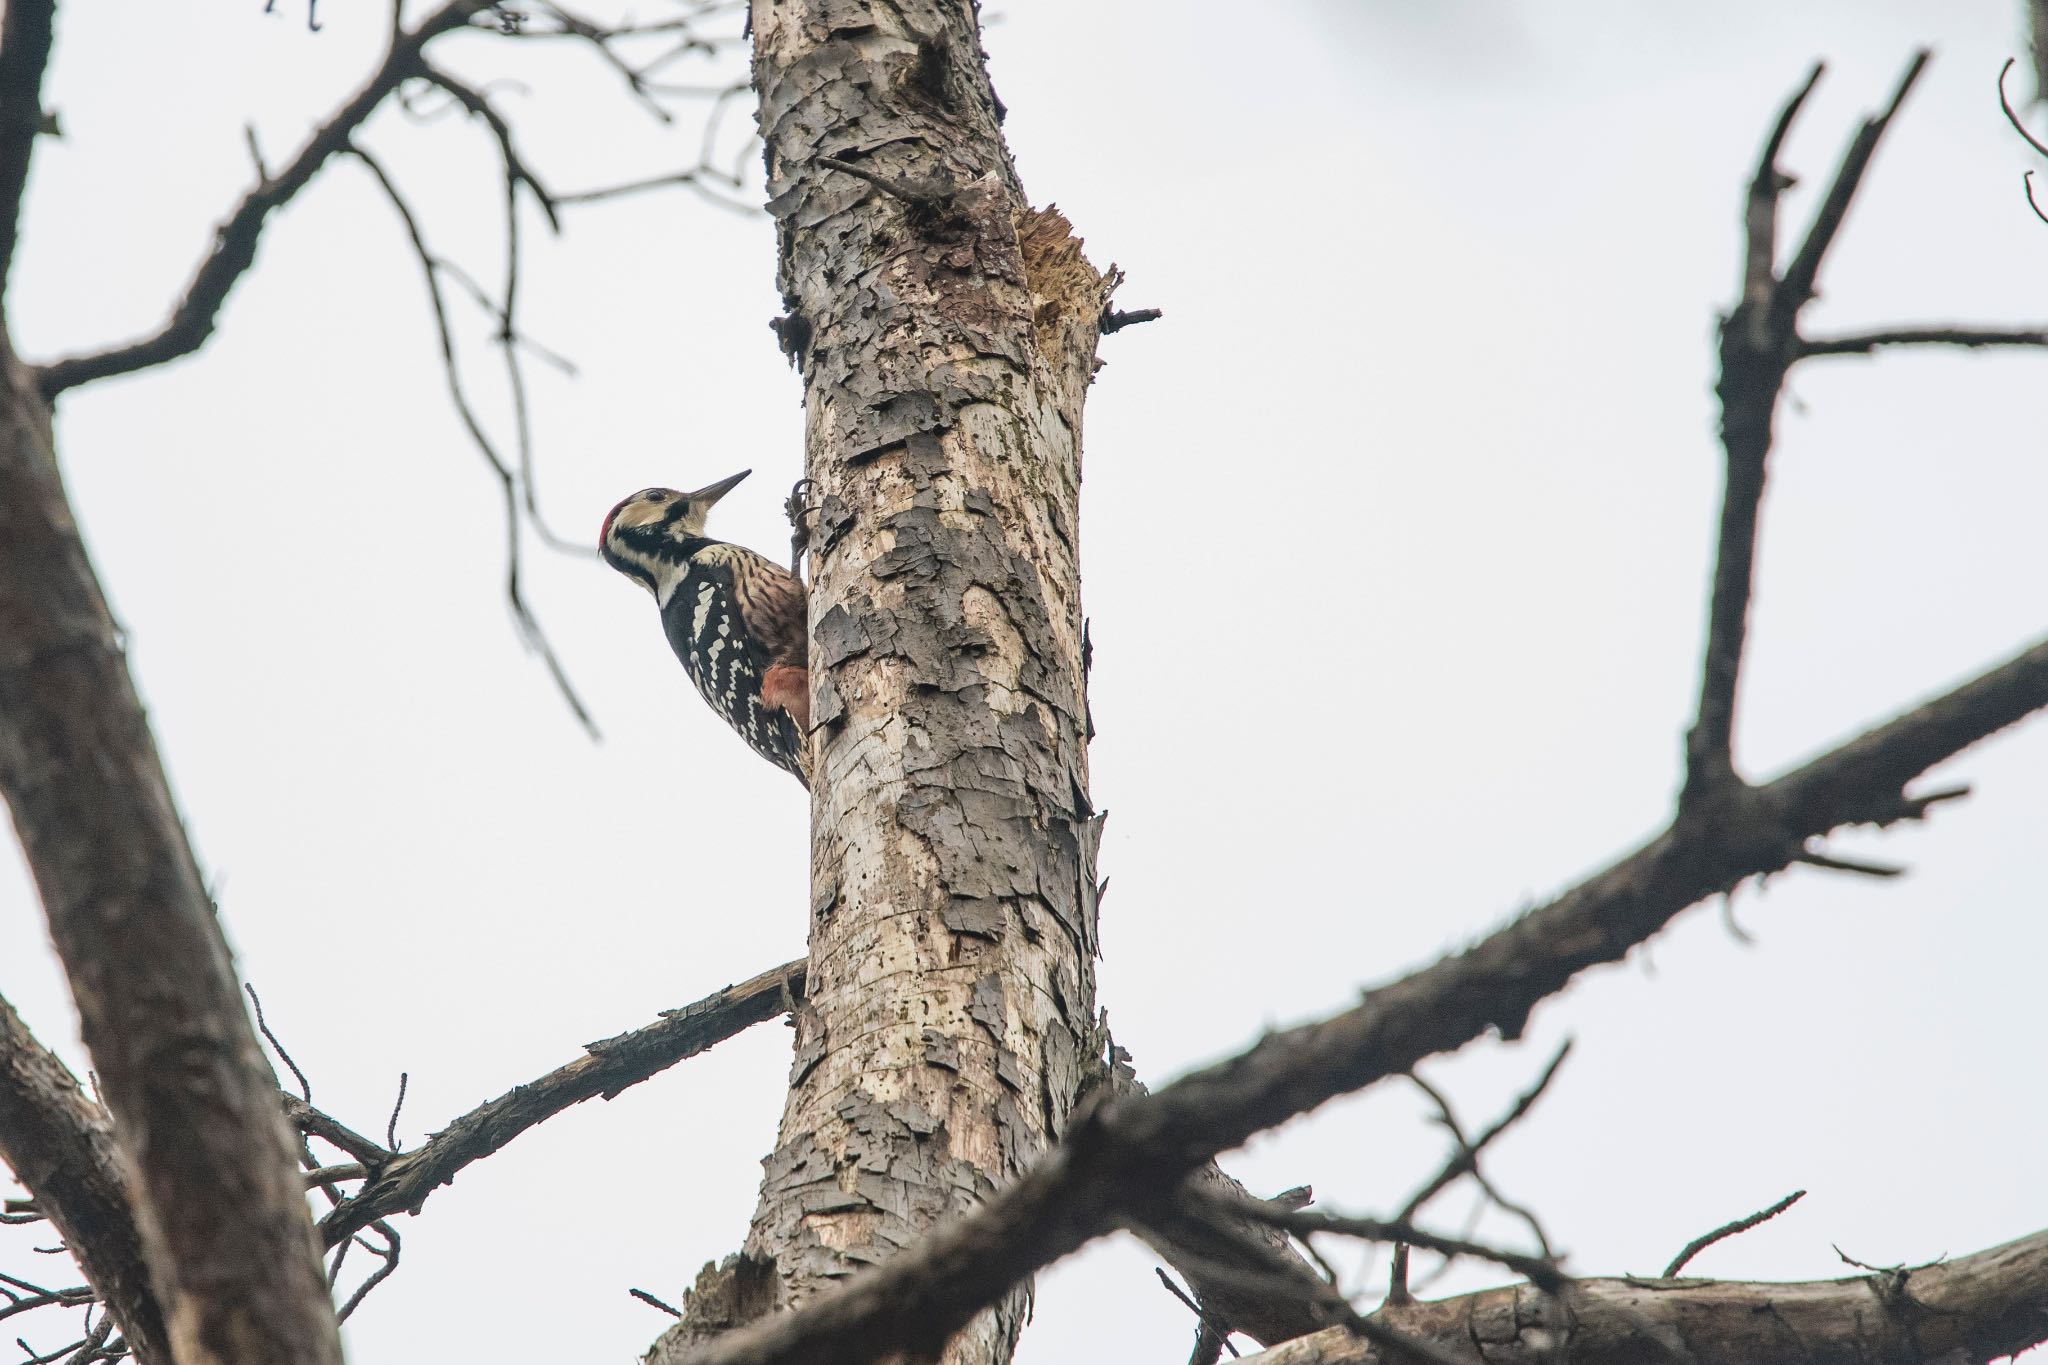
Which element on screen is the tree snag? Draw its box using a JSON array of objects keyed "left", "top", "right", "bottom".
[{"left": 649, "top": 4, "right": 1111, "bottom": 1362}]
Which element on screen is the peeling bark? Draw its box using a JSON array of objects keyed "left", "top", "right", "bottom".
[
  {"left": 1236, "top": 1227, "right": 2048, "bottom": 1365},
  {"left": 649, "top": 4, "right": 1109, "bottom": 1362}
]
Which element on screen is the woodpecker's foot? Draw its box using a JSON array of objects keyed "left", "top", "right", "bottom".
[{"left": 785, "top": 478, "right": 819, "bottom": 578}]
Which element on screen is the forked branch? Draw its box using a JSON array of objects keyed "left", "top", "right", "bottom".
[{"left": 34, "top": 0, "right": 496, "bottom": 397}]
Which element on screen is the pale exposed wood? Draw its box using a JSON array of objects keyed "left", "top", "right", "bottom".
[
  {"left": 0, "top": 337, "right": 342, "bottom": 1364},
  {"left": 1239, "top": 1227, "right": 2048, "bottom": 1365}
]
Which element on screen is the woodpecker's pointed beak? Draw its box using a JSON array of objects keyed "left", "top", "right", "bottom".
[{"left": 683, "top": 469, "right": 751, "bottom": 505}]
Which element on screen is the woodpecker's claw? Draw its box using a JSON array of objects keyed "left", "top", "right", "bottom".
[{"left": 785, "top": 478, "right": 820, "bottom": 578}]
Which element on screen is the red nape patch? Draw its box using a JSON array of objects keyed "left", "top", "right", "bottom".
[{"left": 598, "top": 502, "right": 621, "bottom": 552}]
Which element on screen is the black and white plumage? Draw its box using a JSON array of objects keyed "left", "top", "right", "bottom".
[{"left": 599, "top": 470, "right": 811, "bottom": 786}]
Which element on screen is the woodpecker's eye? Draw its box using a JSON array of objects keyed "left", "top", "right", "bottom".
[{"left": 644, "top": 490, "right": 667, "bottom": 502}]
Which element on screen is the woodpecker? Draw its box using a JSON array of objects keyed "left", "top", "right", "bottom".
[{"left": 599, "top": 470, "right": 811, "bottom": 786}]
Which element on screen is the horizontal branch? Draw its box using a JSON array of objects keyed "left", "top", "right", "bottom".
[
  {"left": 319, "top": 959, "right": 804, "bottom": 1245},
  {"left": 33, "top": 0, "right": 494, "bottom": 397},
  {"left": 1237, "top": 1226, "right": 2048, "bottom": 1365},
  {"left": 674, "top": 633, "right": 2048, "bottom": 1365},
  {"left": 1799, "top": 326, "right": 2048, "bottom": 357}
]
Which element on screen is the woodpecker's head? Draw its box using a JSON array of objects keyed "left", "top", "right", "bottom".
[{"left": 599, "top": 469, "right": 751, "bottom": 594}]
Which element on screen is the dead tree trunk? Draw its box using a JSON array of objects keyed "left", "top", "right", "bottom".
[{"left": 649, "top": 3, "right": 1110, "bottom": 1362}]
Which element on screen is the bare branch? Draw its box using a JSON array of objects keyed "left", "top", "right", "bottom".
[
  {"left": 33, "top": 0, "right": 496, "bottom": 397},
  {"left": 331, "top": 1222, "right": 399, "bottom": 1323},
  {"left": 419, "top": 63, "right": 562, "bottom": 231},
  {"left": 632, "top": 1288, "right": 686, "bottom": 1319},
  {"left": 1799, "top": 326, "right": 2048, "bottom": 356},
  {"left": 345, "top": 144, "right": 599, "bottom": 737},
  {"left": 0, "top": 998, "right": 163, "bottom": 1365},
  {"left": 1688, "top": 54, "right": 1927, "bottom": 800},
  {"left": 1398, "top": 1041, "right": 1570, "bottom": 1231},
  {"left": 1190, "top": 1189, "right": 1565, "bottom": 1296},
  {"left": 1229, "top": 1227, "right": 2048, "bottom": 1365},
  {"left": 1099, "top": 306, "right": 1163, "bottom": 335},
  {"left": 320, "top": 960, "right": 805, "bottom": 1246},
  {"left": 671, "top": 626, "right": 2048, "bottom": 1365},
  {"left": 0, "top": 0, "right": 56, "bottom": 303},
  {"left": 281, "top": 1096, "right": 392, "bottom": 1170},
  {"left": 556, "top": 168, "right": 758, "bottom": 214},
  {"left": 0, "top": 353, "right": 339, "bottom": 1360},
  {"left": 1999, "top": 58, "right": 2048, "bottom": 162},
  {"left": 1777, "top": 51, "right": 1928, "bottom": 315},
  {"left": 1664, "top": 1190, "right": 1806, "bottom": 1278},
  {"left": 244, "top": 984, "right": 312, "bottom": 1104}
]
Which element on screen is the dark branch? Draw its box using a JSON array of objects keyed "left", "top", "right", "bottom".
[
  {"left": 1099, "top": 307, "right": 1162, "bottom": 335},
  {"left": 1687, "top": 54, "right": 1924, "bottom": 801},
  {"left": 1799, "top": 326, "right": 2048, "bottom": 356},
  {"left": 0, "top": 999, "right": 165, "bottom": 1365},
  {"left": 1398, "top": 1041, "right": 1570, "bottom": 1230},
  {"left": 244, "top": 983, "right": 313, "bottom": 1104},
  {"left": 0, "top": 360, "right": 337, "bottom": 1357},
  {"left": 320, "top": 960, "right": 805, "bottom": 1246},
  {"left": 418, "top": 64, "right": 562, "bottom": 231},
  {"left": 33, "top": 0, "right": 495, "bottom": 397},
  {"left": 556, "top": 168, "right": 758, "bottom": 214},
  {"left": 1998, "top": 59, "right": 2048, "bottom": 163},
  {"left": 1191, "top": 1189, "right": 1565, "bottom": 1295},
  {"left": 632, "top": 1288, "right": 686, "bottom": 1319},
  {"left": 1664, "top": 1190, "right": 1806, "bottom": 1278},
  {"left": 1229, "top": 1227, "right": 2048, "bottom": 1365},
  {"left": 281, "top": 1096, "right": 392, "bottom": 1169},
  {"left": 1776, "top": 51, "right": 1927, "bottom": 316},
  {"left": 345, "top": 144, "right": 599, "bottom": 737},
  {"left": 672, "top": 628, "right": 2048, "bottom": 1365},
  {"left": 0, "top": 0, "right": 56, "bottom": 305}
]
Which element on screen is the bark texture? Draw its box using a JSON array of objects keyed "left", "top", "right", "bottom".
[
  {"left": 0, "top": 995, "right": 169, "bottom": 1364},
  {"left": 650, "top": 3, "right": 1110, "bottom": 1362},
  {"left": 0, "top": 338, "right": 342, "bottom": 1364},
  {"left": 1236, "top": 1227, "right": 2048, "bottom": 1365}
]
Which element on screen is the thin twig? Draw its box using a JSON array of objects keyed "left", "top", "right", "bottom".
[
  {"left": 320, "top": 960, "right": 805, "bottom": 1245},
  {"left": 333, "top": 1221, "right": 400, "bottom": 1322},
  {"left": 384, "top": 1074, "right": 409, "bottom": 1152},
  {"left": 1999, "top": 59, "right": 2048, "bottom": 161},
  {"left": 346, "top": 144, "right": 599, "bottom": 738},
  {"left": 1665, "top": 1190, "right": 1807, "bottom": 1277},
  {"left": 629, "top": 1288, "right": 684, "bottom": 1318},
  {"left": 1799, "top": 326, "right": 2048, "bottom": 356},
  {"left": 1153, "top": 1268, "right": 1240, "bottom": 1361},
  {"left": 1399, "top": 1039, "right": 1572, "bottom": 1235},
  {"left": 35, "top": 0, "right": 498, "bottom": 396},
  {"left": 244, "top": 983, "right": 312, "bottom": 1103}
]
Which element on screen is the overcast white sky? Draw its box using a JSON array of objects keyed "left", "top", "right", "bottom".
[{"left": 4, "top": 1, "right": 2047, "bottom": 1360}]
